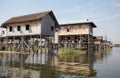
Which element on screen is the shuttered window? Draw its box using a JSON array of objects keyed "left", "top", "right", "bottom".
[{"left": 74, "top": 25, "right": 78, "bottom": 31}]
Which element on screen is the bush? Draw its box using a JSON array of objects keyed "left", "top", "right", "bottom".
[{"left": 58, "top": 48, "right": 85, "bottom": 61}]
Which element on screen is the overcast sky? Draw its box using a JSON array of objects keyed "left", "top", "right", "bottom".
[{"left": 0, "top": 0, "right": 120, "bottom": 44}]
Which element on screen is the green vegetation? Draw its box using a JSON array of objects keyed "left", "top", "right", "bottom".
[
  {"left": 58, "top": 48, "right": 85, "bottom": 61},
  {"left": 105, "top": 47, "right": 112, "bottom": 52}
]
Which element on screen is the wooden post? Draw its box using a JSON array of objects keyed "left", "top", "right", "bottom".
[
  {"left": 28, "top": 35, "right": 32, "bottom": 77},
  {"left": 19, "top": 36, "right": 24, "bottom": 78},
  {"left": 12, "top": 36, "right": 15, "bottom": 77},
  {"left": 5, "top": 37, "right": 8, "bottom": 51},
  {"left": 45, "top": 37, "right": 47, "bottom": 64},
  {"left": 40, "top": 35, "right": 42, "bottom": 64},
  {"left": 88, "top": 35, "right": 90, "bottom": 64}
]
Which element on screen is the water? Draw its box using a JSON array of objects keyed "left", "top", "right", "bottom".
[
  {"left": 94, "top": 47, "right": 120, "bottom": 78},
  {"left": 0, "top": 47, "right": 120, "bottom": 78}
]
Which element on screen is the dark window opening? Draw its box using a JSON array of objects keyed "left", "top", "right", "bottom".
[
  {"left": 67, "top": 26, "right": 71, "bottom": 32},
  {"left": 51, "top": 26, "right": 54, "bottom": 31},
  {"left": 67, "top": 28, "right": 69, "bottom": 32},
  {"left": 17, "top": 26, "right": 21, "bottom": 31},
  {"left": 9, "top": 27, "right": 12, "bottom": 32},
  {"left": 26, "top": 25, "right": 30, "bottom": 30}
]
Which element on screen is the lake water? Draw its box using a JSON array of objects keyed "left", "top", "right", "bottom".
[
  {"left": 94, "top": 47, "right": 120, "bottom": 78},
  {"left": 0, "top": 47, "right": 120, "bottom": 78}
]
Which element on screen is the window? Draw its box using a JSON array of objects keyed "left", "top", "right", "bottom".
[
  {"left": 74, "top": 25, "right": 78, "bottom": 31},
  {"left": 61, "top": 27, "right": 64, "bottom": 31},
  {"left": 26, "top": 25, "right": 30, "bottom": 30},
  {"left": 82, "top": 24, "right": 86, "bottom": 31},
  {"left": 17, "top": 26, "right": 21, "bottom": 31},
  {"left": 9, "top": 27, "right": 12, "bottom": 32},
  {"left": 67, "top": 26, "right": 71, "bottom": 32},
  {"left": 51, "top": 26, "right": 54, "bottom": 31},
  {"left": 89, "top": 28, "right": 93, "bottom": 34}
]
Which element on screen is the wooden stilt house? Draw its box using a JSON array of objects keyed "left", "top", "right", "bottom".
[
  {"left": 55, "top": 22, "right": 97, "bottom": 49},
  {"left": 0, "top": 11, "right": 59, "bottom": 52}
]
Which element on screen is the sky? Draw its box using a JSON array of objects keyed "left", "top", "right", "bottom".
[{"left": 0, "top": 0, "right": 120, "bottom": 44}]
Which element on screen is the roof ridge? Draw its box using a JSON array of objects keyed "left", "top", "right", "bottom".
[
  {"left": 11, "top": 10, "right": 52, "bottom": 18},
  {"left": 1, "top": 10, "right": 60, "bottom": 27}
]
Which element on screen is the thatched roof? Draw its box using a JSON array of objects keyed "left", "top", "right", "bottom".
[
  {"left": 60, "top": 21, "right": 97, "bottom": 28},
  {"left": 1, "top": 10, "right": 59, "bottom": 27}
]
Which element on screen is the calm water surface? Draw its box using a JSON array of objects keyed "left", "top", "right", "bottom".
[
  {"left": 0, "top": 47, "right": 120, "bottom": 78},
  {"left": 94, "top": 47, "right": 120, "bottom": 78}
]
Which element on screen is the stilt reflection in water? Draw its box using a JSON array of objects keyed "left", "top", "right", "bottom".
[
  {"left": 0, "top": 50, "right": 57, "bottom": 78},
  {"left": 0, "top": 48, "right": 113, "bottom": 78}
]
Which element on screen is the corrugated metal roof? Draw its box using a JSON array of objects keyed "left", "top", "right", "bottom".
[
  {"left": 60, "top": 21, "right": 97, "bottom": 28},
  {"left": 1, "top": 10, "right": 59, "bottom": 27}
]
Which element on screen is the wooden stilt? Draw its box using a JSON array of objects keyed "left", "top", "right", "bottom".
[
  {"left": 5, "top": 37, "right": 8, "bottom": 51},
  {"left": 45, "top": 38, "right": 47, "bottom": 64},
  {"left": 12, "top": 36, "right": 15, "bottom": 77}
]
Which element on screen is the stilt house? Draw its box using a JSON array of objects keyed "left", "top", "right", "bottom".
[
  {"left": 0, "top": 11, "right": 59, "bottom": 51},
  {"left": 55, "top": 22, "right": 97, "bottom": 49}
]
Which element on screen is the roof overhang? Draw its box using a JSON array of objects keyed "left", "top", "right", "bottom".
[
  {"left": 60, "top": 21, "right": 97, "bottom": 28},
  {"left": 1, "top": 10, "right": 59, "bottom": 28}
]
